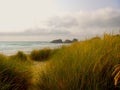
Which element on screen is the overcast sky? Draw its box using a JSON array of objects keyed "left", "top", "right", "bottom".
[{"left": 0, "top": 0, "right": 120, "bottom": 41}]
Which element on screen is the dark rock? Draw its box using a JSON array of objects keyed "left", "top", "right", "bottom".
[
  {"left": 51, "top": 38, "right": 78, "bottom": 43},
  {"left": 72, "top": 38, "right": 78, "bottom": 42},
  {"left": 64, "top": 40, "right": 72, "bottom": 43},
  {"left": 50, "top": 39, "right": 63, "bottom": 43}
]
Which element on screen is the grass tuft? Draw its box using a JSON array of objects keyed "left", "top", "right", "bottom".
[
  {"left": 0, "top": 54, "right": 32, "bottom": 90},
  {"left": 30, "top": 48, "right": 52, "bottom": 61},
  {"left": 10, "top": 51, "right": 28, "bottom": 61}
]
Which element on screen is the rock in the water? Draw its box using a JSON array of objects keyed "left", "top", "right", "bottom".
[
  {"left": 72, "top": 38, "right": 78, "bottom": 42},
  {"left": 51, "top": 38, "right": 78, "bottom": 43},
  {"left": 64, "top": 40, "right": 72, "bottom": 43},
  {"left": 51, "top": 39, "right": 63, "bottom": 43}
]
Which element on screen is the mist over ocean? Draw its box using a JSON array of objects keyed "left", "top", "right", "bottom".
[{"left": 0, "top": 41, "right": 64, "bottom": 55}]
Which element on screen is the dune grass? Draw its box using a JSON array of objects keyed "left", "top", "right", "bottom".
[
  {"left": 0, "top": 54, "right": 32, "bottom": 90},
  {"left": 38, "top": 34, "right": 120, "bottom": 90},
  {"left": 0, "top": 33, "right": 120, "bottom": 90},
  {"left": 30, "top": 48, "right": 58, "bottom": 61},
  {"left": 10, "top": 51, "right": 28, "bottom": 61}
]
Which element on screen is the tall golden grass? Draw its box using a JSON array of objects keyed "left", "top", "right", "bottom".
[
  {"left": 0, "top": 33, "right": 120, "bottom": 90},
  {"left": 0, "top": 54, "right": 32, "bottom": 90},
  {"left": 30, "top": 48, "right": 52, "bottom": 61},
  {"left": 38, "top": 34, "right": 120, "bottom": 90}
]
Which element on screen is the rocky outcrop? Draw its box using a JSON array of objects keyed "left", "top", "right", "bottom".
[
  {"left": 64, "top": 38, "right": 78, "bottom": 43},
  {"left": 72, "top": 38, "right": 78, "bottom": 42},
  {"left": 50, "top": 39, "right": 63, "bottom": 43},
  {"left": 51, "top": 38, "right": 78, "bottom": 43},
  {"left": 64, "top": 40, "right": 72, "bottom": 43}
]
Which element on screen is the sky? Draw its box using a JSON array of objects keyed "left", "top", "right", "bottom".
[{"left": 0, "top": 0, "right": 120, "bottom": 41}]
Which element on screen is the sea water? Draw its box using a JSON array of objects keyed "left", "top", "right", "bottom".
[{"left": 0, "top": 41, "right": 64, "bottom": 55}]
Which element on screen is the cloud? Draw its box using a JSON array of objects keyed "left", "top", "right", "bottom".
[
  {"left": 47, "top": 16, "right": 78, "bottom": 28},
  {"left": 24, "top": 27, "right": 71, "bottom": 36},
  {"left": 0, "top": 29, "right": 70, "bottom": 36},
  {"left": 77, "top": 8, "right": 120, "bottom": 29},
  {"left": 44, "top": 7, "right": 120, "bottom": 38},
  {"left": 0, "top": 7, "right": 120, "bottom": 40}
]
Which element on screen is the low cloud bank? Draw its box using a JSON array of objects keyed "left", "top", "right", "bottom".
[{"left": 0, "top": 7, "right": 120, "bottom": 40}]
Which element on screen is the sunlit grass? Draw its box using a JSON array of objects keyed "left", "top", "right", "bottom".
[
  {"left": 10, "top": 51, "right": 28, "bottom": 61},
  {"left": 38, "top": 34, "right": 120, "bottom": 90},
  {"left": 30, "top": 48, "right": 58, "bottom": 61},
  {"left": 0, "top": 33, "right": 120, "bottom": 90},
  {"left": 30, "top": 48, "right": 52, "bottom": 61}
]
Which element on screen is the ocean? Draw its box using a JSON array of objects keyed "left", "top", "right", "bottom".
[{"left": 0, "top": 41, "right": 65, "bottom": 55}]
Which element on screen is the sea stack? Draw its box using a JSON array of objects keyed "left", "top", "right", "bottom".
[{"left": 50, "top": 39, "right": 63, "bottom": 43}]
